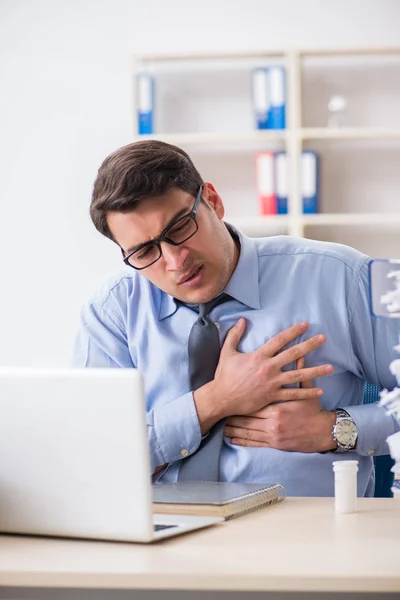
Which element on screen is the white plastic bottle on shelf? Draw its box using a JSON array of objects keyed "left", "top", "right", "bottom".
[{"left": 332, "top": 460, "right": 359, "bottom": 514}]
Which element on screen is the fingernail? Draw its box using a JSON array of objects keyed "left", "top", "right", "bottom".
[
  {"left": 317, "top": 334, "right": 325, "bottom": 342},
  {"left": 324, "top": 365, "right": 333, "bottom": 373}
]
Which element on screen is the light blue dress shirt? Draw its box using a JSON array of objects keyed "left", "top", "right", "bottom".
[{"left": 72, "top": 229, "right": 400, "bottom": 497}]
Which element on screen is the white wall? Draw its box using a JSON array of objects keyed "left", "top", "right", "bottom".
[{"left": 1, "top": 0, "right": 400, "bottom": 367}]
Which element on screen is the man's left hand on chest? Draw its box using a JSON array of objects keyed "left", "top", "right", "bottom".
[{"left": 224, "top": 356, "right": 337, "bottom": 453}]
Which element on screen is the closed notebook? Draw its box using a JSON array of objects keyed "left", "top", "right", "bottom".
[{"left": 152, "top": 482, "right": 286, "bottom": 520}]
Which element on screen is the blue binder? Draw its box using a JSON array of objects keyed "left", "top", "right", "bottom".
[
  {"left": 136, "top": 73, "right": 154, "bottom": 135},
  {"left": 302, "top": 151, "right": 319, "bottom": 214},
  {"left": 252, "top": 68, "right": 270, "bottom": 129},
  {"left": 267, "top": 66, "right": 286, "bottom": 130},
  {"left": 274, "top": 151, "right": 288, "bottom": 214}
]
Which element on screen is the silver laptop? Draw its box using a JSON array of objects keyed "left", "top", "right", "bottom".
[{"left": 0, "top": 367, "right": 222, "bottom": 542}]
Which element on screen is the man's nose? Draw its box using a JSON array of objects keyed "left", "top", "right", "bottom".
[{"left": 161, "top": 242, "right": 190, "bottom": 271}]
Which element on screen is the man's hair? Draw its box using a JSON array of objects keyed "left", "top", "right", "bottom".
[{"left": 90, "top": 139, "right": 203, "bottom": 240}]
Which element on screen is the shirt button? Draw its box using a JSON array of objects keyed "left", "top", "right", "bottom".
[
  {"left": 368, "top": 449, "right": 375, "bottom": 456},
  {"left": 214, "top": 322, "right": 220, "bottom": 330},
  {"left": 181, "top": 448, "right": 189, "bottom": 457}
]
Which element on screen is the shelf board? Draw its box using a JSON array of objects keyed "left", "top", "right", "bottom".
[
  {"left": 226, "top": 215, "right": 289, "bottom": 234},
  {"left": 133, "top": 130, "right": 288, "bottom": 146},
  {"left": 135, "top": 47, "right": 400, "bottom": 63},
  {"left": 299, "top": 47, "right": 400, "bottom": 57},
  {"left": 134, "top": 50, "right": 285, "bottom": 63},
  {"left": 300, "top": 128, "right": 400, "bottom": 140},
  {"left": 302, "top": 213, "right": 400, "bottom": 226},
  {"left": 133, "top": 129, "right": 400, "bottom": 145},
  {"left": 227, "top": 214, "right": 400, "bottom": 231}
]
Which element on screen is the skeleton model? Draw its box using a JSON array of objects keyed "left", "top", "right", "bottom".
[{"left": 376, "top": 260, "right": 400, "bottom": 496}]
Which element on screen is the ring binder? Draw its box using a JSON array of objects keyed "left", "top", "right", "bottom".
[{"left": 136, "top": 73, "right": 154, "bottom": 135}]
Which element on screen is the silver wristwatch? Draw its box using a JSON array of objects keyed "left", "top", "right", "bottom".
[{"left": 332, "top": 409, "right": 358, "bottom": 452}]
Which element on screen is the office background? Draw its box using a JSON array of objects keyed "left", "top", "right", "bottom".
[{"left": 1, "top": 0, "right": 400, "bottom": 368}]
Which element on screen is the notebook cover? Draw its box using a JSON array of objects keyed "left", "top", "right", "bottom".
[{"left": 152, "top": 481, "right": 284, "bottom": 506}]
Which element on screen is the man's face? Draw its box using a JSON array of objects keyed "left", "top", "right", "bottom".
[{"left": 107, "top": 184, "right": 239, "bottom": 304}]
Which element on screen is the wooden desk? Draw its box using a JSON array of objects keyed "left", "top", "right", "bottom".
[{"left": 1, "top": 498, "right": 400, "bottom": 599}]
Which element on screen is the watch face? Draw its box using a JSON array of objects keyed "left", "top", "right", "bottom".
[{"left": 336, "top": 418, "right": 358, "bottom": 448}]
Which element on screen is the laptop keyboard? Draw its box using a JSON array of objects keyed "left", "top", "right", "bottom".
[{"left": 154, "top": 523, "right": 177, "bottom": 532}]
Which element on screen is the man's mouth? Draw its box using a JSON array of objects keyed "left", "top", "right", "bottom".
[{"left": 178, "top": 264, "right": 204, "bottom": 285}]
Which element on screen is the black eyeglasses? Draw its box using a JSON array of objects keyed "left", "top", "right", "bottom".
[{"left": 122, "top": 185, "right": 203, "bottom": 270}]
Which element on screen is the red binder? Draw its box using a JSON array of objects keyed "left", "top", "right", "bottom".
[{"left": 256, "top": 151, "right": 277, "bottom": 215}]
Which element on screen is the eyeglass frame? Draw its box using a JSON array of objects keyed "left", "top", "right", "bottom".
[{"left": 121, "top": 184, "right": 203, "bottom": 270}]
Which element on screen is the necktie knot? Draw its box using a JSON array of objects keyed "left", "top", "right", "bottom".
[
  {"left": 198, "top": 292, "right": 231, "bottom": 319},
  {"left": 186, "top": 292, "right": 232, "bottom": 390}
]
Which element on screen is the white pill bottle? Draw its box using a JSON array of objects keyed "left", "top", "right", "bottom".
[{"left": 333, "top": 460, "right": 359, "bottom": 514}]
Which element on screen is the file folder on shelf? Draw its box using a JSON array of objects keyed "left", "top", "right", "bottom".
[
  {"left": 136, "top": 73, "right": 154, "bottom": 135},
  {"left": 252, "top": 68, "right": 270, "bottom": 130},
  {"left": 274, "top": 152, "right": 288, "bottom": 214},
  {"left": 256, "top": 151, "right": 277, "bottom": 215},
  {"left": 267, "top": 66, "right": 286, "bottom": 130},
  {"left": 302, "top": 151, "right": 319, "bottom": 214}
]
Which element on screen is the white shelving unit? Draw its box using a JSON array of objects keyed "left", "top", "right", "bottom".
[{"left": 131, "top": 47, "right": 400, "bottom": 257}]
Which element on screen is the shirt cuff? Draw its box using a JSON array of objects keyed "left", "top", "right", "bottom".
[
  {"left": 344, "top": 403, "right": 400, "bottom": 457},
  {"left": 151, "top": 392, "right": 202, "bottom": 466}
]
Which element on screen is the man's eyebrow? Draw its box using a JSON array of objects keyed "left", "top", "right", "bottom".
[{"left": 125, "top": 206, "right": 189, "bottom": 255}]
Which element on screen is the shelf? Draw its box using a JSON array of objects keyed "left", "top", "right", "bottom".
[
  {"left": 227, "top": 214, "right": 400, "bottom": 235},
  {"left": 132, "top": 130, "right": 400, "bottom": 147},
  {"left": 299, "top": 47, "right": 400, "bottom": 57},
  {"left": 225, "top": 215, "right": 289, "bottom": 236},
  {"left": 135, "top": 48, "right": 400, "bottom": 63},
  {"left": 133, "top": 130, "right": 288, "bottom": 147},
  {"left": 133, "top": 129, "right": 400, "bottom": 144},
  {"left": 300, "top": 128, "right": 400, "bottom": 141},
  {"left": 134, "top": 131, "right": 288, "bottom": 144},
  {"left": 302, "top": 213, "right": 400, "bottom": 227},
  {"left": 135, "top": 50, "right": 286, "bottom": 63}
]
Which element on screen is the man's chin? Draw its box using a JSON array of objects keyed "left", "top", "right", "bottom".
[{"left": 173, "top": 284, "right": 222, "bottom": 305}]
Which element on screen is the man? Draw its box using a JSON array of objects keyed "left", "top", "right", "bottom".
[{"left": 72, "top": 139, "right": 399, "bottom": 496}]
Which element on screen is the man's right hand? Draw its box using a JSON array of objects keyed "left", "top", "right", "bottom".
[{"left": 194, "top": 320, "right": 333, "bottom": 435}]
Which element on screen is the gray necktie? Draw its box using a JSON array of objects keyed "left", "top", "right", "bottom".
[{"left": 178, "top": 293, "right": 231, "bottom": 482}]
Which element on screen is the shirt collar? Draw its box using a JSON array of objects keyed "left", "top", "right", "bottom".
[
  {"left": 223, "top": 225, "right": 261, "bottom": 310},
  {"left": 158, "top": 292, "right": 179, "bottom": 321},
  {"left": 158, "top": 223, "right": 261, "bottom": 321}
]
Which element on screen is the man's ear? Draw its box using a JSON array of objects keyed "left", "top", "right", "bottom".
[{"left": 203, "top": 182, "right": 225, "bottom": 219}]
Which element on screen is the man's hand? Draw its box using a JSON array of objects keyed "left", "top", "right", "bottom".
[
  {"left": 194, "top": 320, "right": 334, "bottom": 434},
  {"left": 224, "top": 357, "right": 337, "bottom": 453}
]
